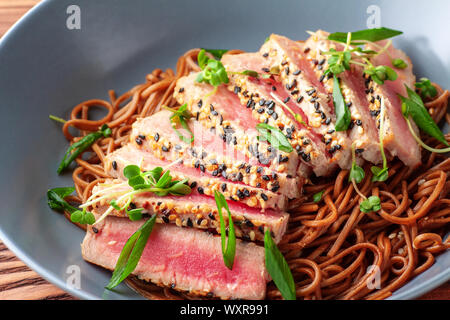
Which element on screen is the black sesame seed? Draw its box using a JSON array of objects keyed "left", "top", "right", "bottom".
[
  {"left": 262, "top": 175, "right": 270, "bottom": 181},
  {"left": 259, "top": 99, "right": 265, "bottom": 106},
  {"left": 356, "top": 119, "right": 362, "bottom": 126},
  {"left": 245, "top": 219, "right": 254, "bottom": 227},
  {"left": 306, "top": 88, "right": 316, "bottom": 96},
  {"left": 325, "top": 118, "right": 331, "bottom": 125},
  {"left": 186, "top": 218, "right": 193, "bottom": 227},
  {"left": 304, "top": 47, "right": 310, "bottom": 53},
  {"left": 154, "top": 133, "right": 159, "bottom": 142},
  {"left": 283, "top": 97, "right": 290, "bottom": 103},
  {"left": 261, "top": 193, "right": 268, "bottom": 201},
  {"left": 257, "top": 108, "right": 265, "bottom": 114},
  {"left": 161, "top": 145, "right": 169, "bottom": 152},
  {"left": 138, "top": 134, "right": 146, "bottom": 140},
  {"left": 112, "top": 161, "right": 117, "bottom": 170},
  {"left": 272, "top": 112, "right": 278, "bottom": 120},
  {"left": 197, "top": 187, "right": 204, "bottom": 194},
  {"left": 221, "top": 183, "right": 227, "bottom": 192},
  {"left": 355, "top": 148, "right": 364, "bottom": 154},
  {"left": 318, "top": 58, "right": 326, "bottom": 65},
  {"left": 135, "top": 137, "right": 143, "bottom": 145},
  {"left": 293, "top": 69, "right": 301, "bottom": 75},
  {"left": 262, "top": 67, "right": 270, "bottom": 73},
  {"left": 297, "top": 96, "right": 304, "bottom": 103},
  {"left": 190, "top": 181, "right": 197, "bottom": 189},
  {"left": 262, "top": 52, "right": 269, "bottom": 57},
  {"left": 199, "top": 165, "right": 205, "bottom": 172},
  {"left": 178, "top": 87, "right": 184, "bottom": 93},
  {"left": 197, "top": 99, "right": 203, "bottom": 108},
  {"left": 92, "top": 227, "right": 98, "bottom": 233}
]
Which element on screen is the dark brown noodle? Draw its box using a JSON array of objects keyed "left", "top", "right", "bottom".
[{"left": 58, "top": 49, "right": 449, "bottom": 300}]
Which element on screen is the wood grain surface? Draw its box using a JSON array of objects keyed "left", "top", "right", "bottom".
[{"left": 0, "top": 0, "right": 448, "bottom": 300}]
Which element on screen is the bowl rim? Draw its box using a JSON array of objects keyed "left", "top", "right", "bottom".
[{"left": 0, "top": 0, "right": 448, "bottom": 301}]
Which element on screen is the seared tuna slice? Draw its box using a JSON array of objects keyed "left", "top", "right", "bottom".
[
  {"left": 131, "top": 110, "right": 300, "bottom": 198},
  {"left": 174, "top": 73, "right": 299, "bottom": 177},
  {"left": 303, "top": 30, "right": 382, "bottom": 164},
  {"left": 82, "top": 217, "right": 269, "bottom": 299},
  {"left": 105, "top": 144, "right": 287, "bottom": 211},
  {"left": 222, "top": 53, "right": 334, "bottom": 176},
  {"left": 363, "top": 40, "right": 421, "bottom": 167},
  {"left": 257, "top": 34, "right": 352, "bottom": 169},
  {"left": 91, "top": 179, "right": 289, "bottom": 243}
]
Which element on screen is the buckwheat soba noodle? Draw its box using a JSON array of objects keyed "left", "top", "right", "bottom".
[{"left": 58, "top": 48, "right": 449, "bottom": 300}]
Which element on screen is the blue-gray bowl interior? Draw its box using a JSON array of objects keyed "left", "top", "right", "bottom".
[{"left": 0, "top": 0, "right": 448, "bottom": 300}]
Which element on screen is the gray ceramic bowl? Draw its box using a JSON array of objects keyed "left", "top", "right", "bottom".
[{"left": 0, "top": 0, "right": 448, "bottom": 300}]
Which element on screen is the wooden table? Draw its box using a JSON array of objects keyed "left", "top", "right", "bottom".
[{"left": 0, "top": 0, "right": 448, "bottom": 300}]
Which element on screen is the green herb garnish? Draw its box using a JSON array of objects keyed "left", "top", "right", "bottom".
[
  {"left": 264, "top": 230, "right": 296, "bottom": 300},
  {"left": 196, "top": 49, "right": 229, "bottom": 87},
  {"left": 162, "top": 104, "right": 194, "bottom": 143},
  {"left": 349, "top": 162, "right": 365, "bottom": 184},
  {"left": 214, "top": 190, "right": 236, "bottom": 270},
  {"left": 82, "top": 165, "right": 191, "bottom": 225},
  {"left": 47, "top": 187, "right": 95, "bottom": 225},
  {"left": 392, "top": 58, "right": 408, "bottom": 69},
  {"left": 324, "top": 28, "right": 403, "bottom": 86},
  {"left": 256, "top": 123, "right": 293, "bottom": 153},
  {"left": 415, "top": 78, "right": 438, "bottom": 100},
  {"left": 333, "top": 75, "right": 351, "bottom": 131},
  {"left": 56, "top": 124, "right": 112, "bottom": 174},
  {"left": 327, "top": 27, "right": 403, "bottom": 44},
  {"left": 202, "top": 48, "right": 229, "bottom": 60},
  {"left": 106, "top": 214, "right": 157, "bottom": 290},
  {"left": 313, "top": 190, "right": 324, "bottom": 203},
  {"left": 360, "top": 196, "right": 381, "bottom": 213},
  {"left": 400, "top": 85, "right": 450, "bottom": 150},
  {"left": 364, "top": 64, "right": 397, "bottom": 85},
  {"left": 123, "top": 165, "right": 191, "bottom": 196}
]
